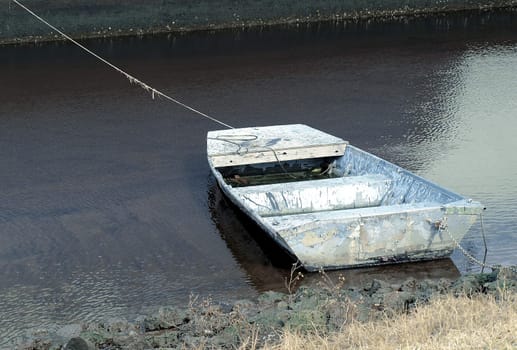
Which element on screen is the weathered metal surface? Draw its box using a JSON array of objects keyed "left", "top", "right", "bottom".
[
  {"left": 233, "top": 174, "right": 392, "bottom": 216},
  {"left": 207, "top": 124, "right": 484, "bottom": 270},
  {"left": 336, "top": 145, "right": 462, "bottom": 206},
  {"left": 262, "top": 201, "right": 479, "bottom": 270},
  {"left": 207, "top": 124, "right": 347, "bottom": 167}
]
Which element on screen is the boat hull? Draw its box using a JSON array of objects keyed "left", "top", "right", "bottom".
[
  {"left": 211, "top": 169, "right": 479, "bottom": 271},
  {"left": 207, "top": 124, "right": 483, "bottom": 271}
]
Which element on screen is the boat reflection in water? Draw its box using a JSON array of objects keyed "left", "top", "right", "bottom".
[{"left": 208, "top": 181, "right": 461, "bottom": 293}]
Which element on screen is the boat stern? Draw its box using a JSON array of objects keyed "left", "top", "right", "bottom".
[{"left": 263, "top": 199, "right": 483, "bottom": 271}]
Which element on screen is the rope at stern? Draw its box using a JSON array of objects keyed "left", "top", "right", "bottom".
[{"left": 439, "top": 214, "right": 517, "bottom": 274}]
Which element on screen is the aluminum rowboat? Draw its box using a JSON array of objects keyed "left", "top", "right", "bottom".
[{"left": 207, "top": 124, "right": 483, "bottom": 271}]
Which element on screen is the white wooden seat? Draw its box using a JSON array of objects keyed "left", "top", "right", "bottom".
[
  {"left": 232, "top": 174, "right": 392, "bottom": 217},
  {"left": 207, "top": 124, "right": 347, "bottom": 167}
]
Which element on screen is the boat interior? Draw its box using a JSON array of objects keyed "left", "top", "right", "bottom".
[{"left": 214, "top": 145, "right": 462, "bottom": 218}]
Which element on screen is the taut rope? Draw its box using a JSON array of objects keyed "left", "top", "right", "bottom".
[{"left": 12, "top": 0, "right": 234, "bottom": 130}]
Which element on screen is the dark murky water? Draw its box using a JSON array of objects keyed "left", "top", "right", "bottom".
[{"left": 1, "top": 9, "right": 517, "bottom": 346}]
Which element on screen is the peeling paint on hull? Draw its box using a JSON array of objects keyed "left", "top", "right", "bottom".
[{"left": 264, "top": 202, "right": 479, "bottom": 271}]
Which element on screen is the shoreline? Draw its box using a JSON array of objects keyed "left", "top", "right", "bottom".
[
  {"left": 17, "top": 266, "right": 517, "bottom": 349},
  {"left": 2, "top": 3, "right": 517, "bottom": 45}
]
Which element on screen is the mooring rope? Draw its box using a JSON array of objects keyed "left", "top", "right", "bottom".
[
  {"left": 439, "top": 215, "right": 517, "bottom": 274},
  {"left": 208, "top": 135, "right": 300, "bottom": 179},
  {"left": 207, "top": 135, "right": 258, "bottom": 155},
  {"left": 11, "top": 0, "right": 234, "bottom": 130}
]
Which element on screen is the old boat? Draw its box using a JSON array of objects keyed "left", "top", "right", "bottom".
[{"left": 207, "top": 124, "right": 483, "bottom": 271}]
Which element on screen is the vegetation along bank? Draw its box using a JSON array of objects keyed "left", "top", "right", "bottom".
[
  {"left": 19, "top": 266, "right": 517, "bottom": 349},
  {"left": 2, "top": 0, "right": 517, "bottom": 44}
]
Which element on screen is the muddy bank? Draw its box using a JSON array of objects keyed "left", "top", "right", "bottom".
[
  {"left": 17, "top": 266, "right": 517, "bottom": 350},
  {"left": 2, "top": 0, "right": 517, "bottom": 44}
]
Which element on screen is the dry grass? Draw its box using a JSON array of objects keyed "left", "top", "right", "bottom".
[{"left": 259, "top": 291, "right": 517, "bottom": 350}]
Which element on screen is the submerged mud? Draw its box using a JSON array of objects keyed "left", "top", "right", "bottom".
[{"left": 18, "top": 267, "right": 517, "bottom": 350}]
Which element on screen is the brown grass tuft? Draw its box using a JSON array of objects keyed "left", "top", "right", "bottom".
[{"left": 259, "top": 292, "right": 517, "bottom": 350}]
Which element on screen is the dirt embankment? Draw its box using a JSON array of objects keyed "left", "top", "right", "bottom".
[
  {"left": 20, "top": 266, "right": 517, "bottom": 350},
  {"left": 2, "top": 1, "right": 517, "bottom": 45}
]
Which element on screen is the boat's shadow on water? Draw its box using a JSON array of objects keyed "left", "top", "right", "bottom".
[
  {"left": 207, "top": 179, "right": 461, "bottom": 292},
  {"left": 207, "top": 177, "right": 294, "bottom": 291}
]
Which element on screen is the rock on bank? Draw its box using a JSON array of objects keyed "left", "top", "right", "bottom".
[
  {"left": 2, "top": 0, "right": 517, "bottom": 44},
  {"left": 17, "top": 267, "right": 517, "bottom": 350}
]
